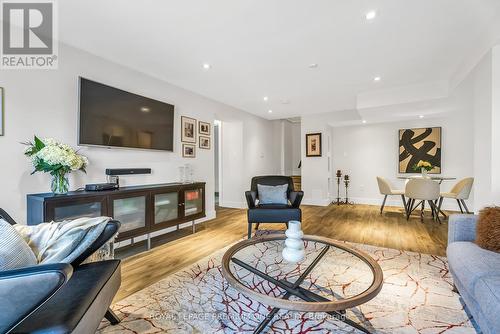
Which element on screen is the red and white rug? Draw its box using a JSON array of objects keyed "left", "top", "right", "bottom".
[{"left": 98, "top": 241, "right": 476, "bottom": 334}]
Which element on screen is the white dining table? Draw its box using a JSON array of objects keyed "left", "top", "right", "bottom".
[{"left": 397, "top": 176, "right": 456, "bottom": 185}]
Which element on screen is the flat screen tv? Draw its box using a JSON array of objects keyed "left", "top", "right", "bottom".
[{"left": 78, "top": 77, "right": 174, "bottom": 151}]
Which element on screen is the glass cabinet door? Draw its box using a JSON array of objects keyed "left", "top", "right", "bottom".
[
  {"left": 184, "top": 188, "right": 203, "bottom": 217},
  {"left": 113, "top": 195, "right": 147, "bottom": 233},
  {"left": 53, "top": 200, "right": 104, "bottom": 222},
  {"left": 154, "top": 192, "right": 179, "bottom": 224}
]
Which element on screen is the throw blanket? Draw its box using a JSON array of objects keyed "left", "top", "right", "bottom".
[{"left": 14, "top": 217, "right": 110, "bottom": 264}]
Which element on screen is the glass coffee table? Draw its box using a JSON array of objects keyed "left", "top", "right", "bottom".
[{"left": 221, "top": 234, "right": 384, "bottom": 334}]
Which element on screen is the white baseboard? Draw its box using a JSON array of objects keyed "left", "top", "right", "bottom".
[
  {"left": 219, "top": 201, "right": 246, "bottom": 209},
  {"left": 302, "top": 198, "right": 331, "bottom": 206},
  {"left": 351, "top": 196, "right": 470, "bottom": 212}
]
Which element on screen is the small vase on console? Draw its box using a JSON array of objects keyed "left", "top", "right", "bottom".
[{"left": 282, "top": 221, "right": 305, "bottom": 263}]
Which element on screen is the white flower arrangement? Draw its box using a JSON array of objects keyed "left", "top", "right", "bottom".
[{"left": 24, "top": 136, "right": 88, "bottom": 194}]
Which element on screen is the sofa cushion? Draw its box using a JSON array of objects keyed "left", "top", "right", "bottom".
[
  {"left": 0, "top": 219, "right": 37, "bottom": 270},
  {"left": 447, "top": 241, "right": 500, "bottom": 334},
  {"left": 11, "top": 259, "right": 120, "bottom": 334},
  {"left": 257, "top": 183, "right": 288, "bottom": 205},
  {"left": 472, "top": 274, "right": 500, "bottom": 332},
  {"left": 447, "top": 242, "right": 500, "bottom": 295}
]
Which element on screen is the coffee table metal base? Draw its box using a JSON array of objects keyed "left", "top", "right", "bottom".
[{"left": 231, "top": 246, "right": 372, "bottom": 334}]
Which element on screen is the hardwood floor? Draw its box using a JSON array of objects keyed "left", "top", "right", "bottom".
[{"left": 115, "top": 203, "right": 450, "bottom": 302}]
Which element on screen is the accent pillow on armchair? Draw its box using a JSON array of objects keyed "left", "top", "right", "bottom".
[
  {"left": 0, "top": 219, "right": 37, "bottom": 270},
  {"left": 257, "top": 183, "right": 289, "bottom": 205}
]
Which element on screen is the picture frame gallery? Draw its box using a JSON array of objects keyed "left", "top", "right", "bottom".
[{"left": 181, "top": 116, "right": 212, "bottom": 157}]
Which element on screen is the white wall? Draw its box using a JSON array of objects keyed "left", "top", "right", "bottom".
[
  {"left": 301, "top": 116, "right": 332, "bottom": 206},
  {"left": 0, "top": 43, "right": 279, "bottom": 222}
]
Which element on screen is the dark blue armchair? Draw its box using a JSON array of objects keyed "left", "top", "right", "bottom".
[
  {"left": 245, "top": 175, "right": 303, "bottom": 239},
  {"left": 0, "top": 208, "right": 122, "bottom": 333}
]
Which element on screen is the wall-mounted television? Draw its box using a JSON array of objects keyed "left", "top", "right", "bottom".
[{"left": 78, "top": 77, "right": 174, "bottom": 151}]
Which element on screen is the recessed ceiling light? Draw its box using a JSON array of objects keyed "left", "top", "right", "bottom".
[
  {"left": 263, "top": 96, "right": 269, "bottom": 101},
  {"left": 365, "top": 10, "right": 377, "bottom": 21},
  {"left": 202, "top": 63, "right": 211, "bottom": 70},
  {"left": 374, "top": 76, "right": 381, "bottom": 82},
  {"left": 419, "top": 115, "right": 425, "bottom": 119},
  {"left": 308, "top": 63, "right": 319, "bottom": 68},
  {"left": 140, "top": 107, "right": 150, "bottom": 113},
  {"left": 362, "top": 120, "right": 367, "bottom": 124},
  {"left": 268, "top": 110, "right": 273, "bottom": 113}
]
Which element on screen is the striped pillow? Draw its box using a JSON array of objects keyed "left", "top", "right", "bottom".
[{"left": 0, "top": 219, "right": 37, "bottom": 270}]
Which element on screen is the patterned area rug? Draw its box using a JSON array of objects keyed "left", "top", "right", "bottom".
[{"left": 98, "top": 241, "right": 476, "bottom": 334}]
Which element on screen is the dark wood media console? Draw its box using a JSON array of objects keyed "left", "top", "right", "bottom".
[{"left": 27, "top": 182, "right": 206, "bottom": 249}]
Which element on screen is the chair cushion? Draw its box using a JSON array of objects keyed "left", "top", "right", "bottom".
[
  {"left": 390, "top": 190, "right": 404, "bottom": 195},
  {"left": 0, "top": 219, "right": 37, "bottom": 270},
  {"left": 12, "top": 260, "right": 120, "bottom": 333},
  {"left": 440, "top": 192, "right": 457, "bottom": 198},
  {"left": 248, "top": 208, "right": 301, "bottom": 223},
  {"left": 257, "top": 184, "right": 288, "bottom": 205}
]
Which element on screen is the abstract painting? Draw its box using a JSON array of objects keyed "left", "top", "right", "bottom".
[{"left": 399, "top": 127, "right": 441, "bottom": 173}]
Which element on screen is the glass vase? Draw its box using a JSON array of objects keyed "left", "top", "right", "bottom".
[
  {"left": 51, "top": 172, "right": 69, "bottom": 195},
  {"left": 421, "top": 168, "right": 429, "bottom": 178}
]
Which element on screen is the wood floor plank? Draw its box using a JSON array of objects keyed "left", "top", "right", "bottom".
[{"left": 115, "top": 203, "right": 450, "bottom": 302}]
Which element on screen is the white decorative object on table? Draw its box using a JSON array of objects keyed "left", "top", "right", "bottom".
[{"left": 282, "top": 220, "right": 305, "bottom": 263}]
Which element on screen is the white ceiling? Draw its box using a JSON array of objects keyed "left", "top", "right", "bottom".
[{"left": 59, "top": 0, "right": 500, "bottom": 120}]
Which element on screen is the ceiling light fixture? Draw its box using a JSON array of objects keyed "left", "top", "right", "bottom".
[
  {"left": 365, "top": 10, "right": 377, "bottom": 21},
  {"left": 203, "top": 63, "right": 211, "bottom": 70},
  {"left": 140, "top": 107, "right": 150, "bottom": 113},
  {"left": 263, "top": 96, "right": 269, "bottom": 101},
  {"left": 362, "top": 120, "right": 367, "bottom": 124},
  {"left": 268, "top": 110, "right": 273, "bottom": 113},
  {"left": 374, "top": 76, "right": 381, "bottom": 82},
  {"left": 308, "top": 63, "right": 319, "bottom": 68},
  {"left": 419, "top": 115, "right": 425, "bottom": 119}
]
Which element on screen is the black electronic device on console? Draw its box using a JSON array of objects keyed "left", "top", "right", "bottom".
[
  {"left": 85, "top": 183, "right": 120, "bottom": 192},
  {"left": 105, "top": 168, "right": 152, "bottom": 176}
]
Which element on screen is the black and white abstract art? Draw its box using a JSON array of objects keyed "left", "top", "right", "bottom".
[{"left": 399, "top": 127, "right": 441, "bottom": 174}]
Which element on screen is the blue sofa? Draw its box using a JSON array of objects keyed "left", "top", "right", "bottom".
[{"left": 447, "top": 214, "right": 500, "bottom": 334}]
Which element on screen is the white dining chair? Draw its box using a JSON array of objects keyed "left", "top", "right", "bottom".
[
  {"left": 376, "top": 177, "right": 406, "bottom": 214},
  {"left": 405, "top": 178, "right": 441, "bottom": 223},
  {"left": 437, "top": 177, "right": 474, "bottom": 215}
]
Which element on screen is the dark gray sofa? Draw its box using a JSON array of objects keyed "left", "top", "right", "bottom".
[{"left": 0, "top": 208, "right": 122, "bottom": 334}]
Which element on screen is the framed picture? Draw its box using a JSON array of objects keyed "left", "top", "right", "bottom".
[
  {"left": 399, "top": 127, "right": 441, "bottom": 174},
  {"left": 182, "top": 143, "right": 196, "bottom": 158},
  {"left": 306, "top": 133, "right": 322, "bottom": 157},
  {"left": 181, "top": 116, "right": 196, "bottom": 143},
  {"left": 199, "top": 136, "right": 211, "bottom": 149},
  {"left": 0, "top": 87, "right": 4, "bottom": 136},
  {"left": 199, "top": 121, "right": 211, "bottom": 136}
]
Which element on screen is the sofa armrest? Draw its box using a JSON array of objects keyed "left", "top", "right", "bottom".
[
  {"left": 0, "top": 263, "right": 73, "bottom": 333},
  {"left": 72, "top": 220, "right": 121, "bottom": 267},
  {"left": 245, "top": 191, "right": 257, "bottom": 209},
  {"left": 289, "top": 191, "right": 304, "bottom": 208},
  {"left": 448, "top": 214, "right": 478, "bottom": 245}
]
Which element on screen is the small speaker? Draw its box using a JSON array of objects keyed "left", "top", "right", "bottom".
[{"left": 105, "top": 168, "right": 152, "bottom": 176}]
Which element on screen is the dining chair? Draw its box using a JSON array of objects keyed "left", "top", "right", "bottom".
[
  {"left": 405, "top": 178, "right": 441, "bottom": 223},
  {"left": 437, "top": 177, "right": 474, "bottom": 215},
  {"left": 376, "top": 177, "right": 406, "bottom": 214}
]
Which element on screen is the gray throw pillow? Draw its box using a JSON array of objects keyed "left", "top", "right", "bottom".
[
  {"left": 0, "top": 219, "right": 37, "bottom": 270},
  {"left": 257, "top": 184, "right": 288, "bottom": 205}
]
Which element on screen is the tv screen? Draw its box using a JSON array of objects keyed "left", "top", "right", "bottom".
[{"left": 79, "top": 78, "right": 174, "bottom": 151}]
